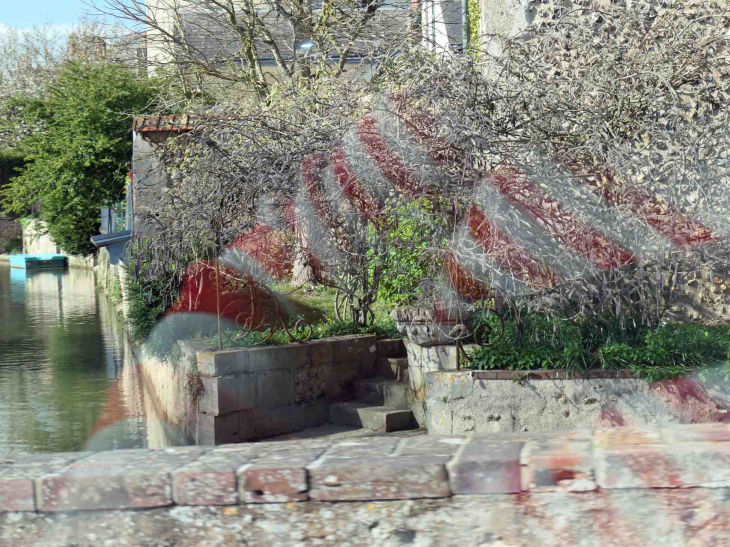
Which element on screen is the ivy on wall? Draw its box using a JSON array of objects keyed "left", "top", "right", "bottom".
[{"left": 467, "top": 0, "right": 481, "bottom": 61}]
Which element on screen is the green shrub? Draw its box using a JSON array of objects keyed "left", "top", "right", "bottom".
[
  {"left": 4, "top": 236, "right": 21, "bottom": 254},
  {"left": 215, "top": 317, "right": 400, "bottom": 349},
  {"left": 124, "top": 268, "right": 165, "bottom": 346},
  {"left": 109, "top": 276, "right": 123, "bottom": 305},
  {"left": 0, "top": 62, "right": 162, "bottom": 255},
  {"left": 467, "top": 311, "right": 730, "bottom": 381},
  {"left": 375, "top": 199, "right": 446, "bottom": 307}
]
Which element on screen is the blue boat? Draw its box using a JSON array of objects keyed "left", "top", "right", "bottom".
[{"left": 8, "top": 254, "right": 67, "bottom": 270}]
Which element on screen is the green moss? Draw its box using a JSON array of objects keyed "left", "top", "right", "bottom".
[{"left": 3, "top": 236, "right": 21, "bottom": 254}]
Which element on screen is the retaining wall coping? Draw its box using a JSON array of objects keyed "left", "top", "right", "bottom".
[
  {"left": 438, "top": 369, "right": 691, "bottom": 380},
  {"left": 192, "top": 334, "right": 380, "bottom": 377},
  {"left": 4, "top": 423, "right": 730, "bottom": 512}
]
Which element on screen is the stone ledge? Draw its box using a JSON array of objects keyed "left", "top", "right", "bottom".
[
  {"left": 192, "top": 334, "right": 378, "bottom": 377},
  {"left": 4, "top": 424, "right": 730, "bottom": 513},
  {"left": 467, "top": 369, "right": 663, "bottom": 380}
]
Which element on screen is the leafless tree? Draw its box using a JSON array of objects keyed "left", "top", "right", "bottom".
[
  {"left": 134, "top": 2, "right": 730, "bottom": 333},
  {"left": 91, "top": 0, "right": 421, "bottom": 105}
]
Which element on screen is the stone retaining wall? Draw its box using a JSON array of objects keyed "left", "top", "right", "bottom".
[
  {"left": 3, "top": 424, "right": 730, "bottom": 546},
  {"left": 193, "top": 334, "right": 378, "bottom": 443},
  {"left": 0, "top": 217, "right": 21, "bottom": 253},
  {"left": 135, "top": 335, "right": 383, "bottom": 445},
  {"left": 426, "top": 370, "right": 730, "bottom": 435}
]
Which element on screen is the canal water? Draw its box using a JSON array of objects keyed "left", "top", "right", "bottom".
[{"left": 0, "top": 263, "right": 152, "bottom": 455}]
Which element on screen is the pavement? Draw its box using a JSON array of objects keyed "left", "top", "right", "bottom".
[{"left": 268, "top": 423, "right": 427, "bottom": 442}]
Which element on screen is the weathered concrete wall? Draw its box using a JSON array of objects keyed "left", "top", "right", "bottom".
[
  {"left": 134, "top": 334, "right": 382, "bottom": 446},
  {"left": 189, "top": 334, "right": 380, "bottom": 444},
  {"left": 426, "top": 370, "right": 730, "bottom": 435},
  {"left": 3, "top": 424, "right": 730, "bottom": 546},
  {"left": 133, "top": 345, "right": 200, "bottom": 447}
]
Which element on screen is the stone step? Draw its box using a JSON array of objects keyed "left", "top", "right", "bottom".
[
  {"left": 354, "top": 377, "right": 411, "bottom": 409},
  {"left": 376, "top": 357, "right": 409, "bottom": 382},
  {"left": 328, "top": 401, "right": 415, "bottom": 432}
]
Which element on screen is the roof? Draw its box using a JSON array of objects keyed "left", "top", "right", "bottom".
[
  {"left": 133, "top": 115, "right": 194, "bottom": 133},
  {"left": 173, "top": 4, "right": 463, "bottom": 64}
]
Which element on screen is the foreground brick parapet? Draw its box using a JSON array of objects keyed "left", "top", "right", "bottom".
[{"left": 4, "top": 424, "right": 730, "bottom": 513}]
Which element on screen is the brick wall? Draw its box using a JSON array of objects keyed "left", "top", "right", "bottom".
[
  {"left": 2, "top": 424, "right": 730, "bottom": 546},
  {"left": 0, "top": 217, "right": 22, "bottom": 253}
]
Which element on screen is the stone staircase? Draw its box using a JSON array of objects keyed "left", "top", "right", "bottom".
[{"left": 328, "top": 353, "right": 417, "bottom": 433}]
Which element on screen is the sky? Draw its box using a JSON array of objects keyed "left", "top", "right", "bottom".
[{"left": 0, "top": 0, "right": 101, "bottom": 29}]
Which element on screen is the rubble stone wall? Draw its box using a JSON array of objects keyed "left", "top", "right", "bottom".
[
  {"left": 0, "top": 217, "right": 21, "bottom": 253},
  {"left": 426, "top": 370, "right": 730, "bottom": 435}
]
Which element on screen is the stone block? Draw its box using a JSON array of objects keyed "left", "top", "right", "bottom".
[
  {"left": 448, "top": 439, "right": 524, "bottom": 494},
  {"left": 325, "top": 437, "right": 401, "bottom": 458},
  {"left": 241, "top": 438, "right": 333, "bottom": 457},
  {"left": 412, "top": 400, "right": 428, "bottom": 428},
  {"left": 239, "top": 447, "right": 323, "bottom": 503},
  {"left": 173, "top": 449, "right": 255, "bottom": 505},
  {"left": 199, "top": 374, "right": 255, "bottom": 415},
  {"left": 308, "top": 339, "right": 334, "bottom": 365},
  {"left": 522, "top": 434, "right": 596, "bottom": 492},
  {"left": 595, "top": 442, "right": 730, "bottom": 489},
  {"left": 251, "top": 407, "right": 295, "bottom": 439},
  {"left": 195, "top": 348, "right": 247, "bottom": 377},
  {"left": 240, "top": 467, "right": 308, "bottom": 503},
  {"left": 377, "top": 338, "right": 406, "bottom": 358},
  {"left": 246, "top": 344, "right": 310, "bottom": 372},
  {"left": 376, "top": 356, "right": 409, "bottom": 381},
  {"left": 197, "top": 411, "right": 242, "bottom": 445},
  {"left": 304, "top": 400, "right": 330, "bottom": 428},
  {"left": 287, "top": 401, "right": 330, "bottom": 432},
  {"left": 331, "top": 335, "right": 377, "bottom": 364},
  {"left": 38, "top": 447, "right": 206, "bottom": 511},
  {"left": 354, "top": 378, "right": 411, "bottom": 409},
  {"left": 293, "top": 362, "right": 331, "bottom": 404},
  {"left": 0, "top": 452, "right": 93, "bottom": 512},
  {"left": 325, "top": 358, "right": 375, "bottom": 400},
  {"left": 406, "top": 342, "right": 477, "bottom": 401},
  {"left": 594, "top": 426, "right": 663, "bottom": 448},
  {"left": 397, "top": 435, "right": 467, "bottom": 458},
  {"left": 177, "top": 339, "right": 213, "bottom": 369},
  {"left": 405, "top": 341, "right": 477, "bottom": 372},
  {"left": 660, "top": 423, "right": 730, "bottom": 444},
  {"left": 329, "top": 402, "right": 415, "bottom": 432},
  {"left": 308, "top": 456, "right": 450, "bottom": 501},
  {"left": 0, "top": 479, "right": 34, "bottom": 513},
  {"left": 255, "top": 369, "right": 293, "bottom": 408},
  {"left": 426, "top": 398, "right": 454, "bottom": 435},
  {"left": 237, "top": 409, "right": 257, "bottom": 441}
]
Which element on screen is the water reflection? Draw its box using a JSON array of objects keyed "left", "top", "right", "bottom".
[{"left": 0, "top": 264, "right": 157, "bottom": 454}]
